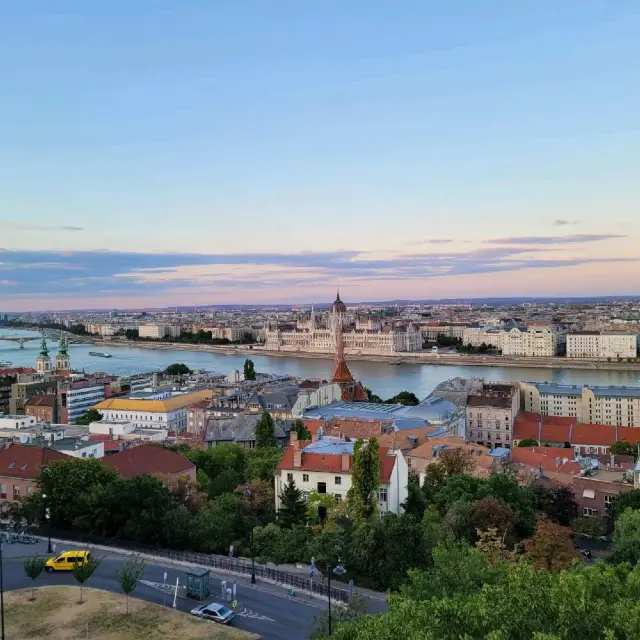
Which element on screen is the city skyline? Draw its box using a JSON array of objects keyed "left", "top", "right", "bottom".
[{"left": 2, "top": 2, "right": 639, "bottom": 311}]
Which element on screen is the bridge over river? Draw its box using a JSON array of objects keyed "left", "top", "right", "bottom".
[{"left": 0, "top": 336, "right": 39, "bottom": 348}]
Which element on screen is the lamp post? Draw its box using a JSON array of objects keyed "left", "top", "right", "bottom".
[
  {"left": 244, "top": 488, "right": 256, "bottom": 584},
  {"left": 327, "top": 560, "right": 346, "bottom": 636},
  {"left": 42, "top": 493, "right": 52, "bottom": 554}
]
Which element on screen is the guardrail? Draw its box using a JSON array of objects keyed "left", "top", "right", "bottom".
[{"left": 42, "top": 528, "right": 351, "bottom": 604}]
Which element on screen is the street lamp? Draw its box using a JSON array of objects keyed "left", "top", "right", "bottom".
[
  {"left": 42, "top": 493, "right": 52, "bottom": 554},
  {"left": 0, "top": 534, "right": 5, "bottom": 640},
  {"left": 244, "top": 488, "right": 256, "bottom": 584},
  {"left": 327, "top": 560, "right": 346, "bottom": 635}
]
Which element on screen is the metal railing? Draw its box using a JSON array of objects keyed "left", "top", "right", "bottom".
[{"left": 43, "top": 528, "right": 351, "bottom": 604}]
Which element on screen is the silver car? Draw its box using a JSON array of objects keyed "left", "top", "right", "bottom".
[{"left": 190, "top": 602, "right": 235, "bottom": 625}]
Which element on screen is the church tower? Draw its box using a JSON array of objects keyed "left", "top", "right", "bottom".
[
  {"left": 36, "top": 333, "right": 53, "bottom": 374},
  {"left": 330, "top": 307, "right": 367, "bottom": 402},
  {"left": 55, "top": 331, "right": 70, "bottom": 372}
]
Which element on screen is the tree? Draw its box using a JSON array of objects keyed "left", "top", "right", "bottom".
[
  {"left": 348, "top": 438, "right": 380, "bottom": 520},
  {"left": 23, "top": 555, "right": 47, "bottom": 600},
  {"left": 471, "top": 496, "right": 518, "bottom": 540},
  {"left": 610, "top": 440, "right": 637, "bottom": 458},
  {"left": 438, "top": 449, "right": 474, "bottom": 477},
  {"left": 364, "top": 387, "right": 383, "bottom": 403},
  {"left": 236, "top": 479, "right": 275, "bottom": 526},
  {"left": 523, "top": 519, "right": 577, "bottom": 571},
  {"left": 475, "top": 527, "right": 517, "bottom": 566},
  {"left": 386, "top": 391, "right": 419, "bottom": 406},
  {"left": 610, "top": 508, "right": 640, "bottom": 565},
  {"left": 546, "top": 486, "right": 579, "bottom": 526},
  {"left": 75, "top": 408, "right": 103, "bottom": 425},
  {"left": 402, "top": 475, "right": 428, "bottom": 520},
  {"left": 255, "top": 411, "right": 277, "bottom": 448},
  {"left": 292, "top": 419, "right": 312, "bottom": 441},
  {"left": 518, "top": 438, "right": 539, "bottom": 447},
  {"left": 244, "top": 447, "right": 284, "bottom": 482},
  {"left": 191, "top": 493, "right": 246, "bottom": 554},
  {"left": 311, "top": 593, "right": 368, "bottom": 639},
  {"left": 278, "top": 479, "right": 307, "bottom": 528},
  {"left": 117, "top": 555, "right": 146, "bottom": 614},
  {"left": 167, "top": 477, "right": 208, "bottom": 515},
  {"left": 572, "top": 515, "right": 606, "bottom": 539},
  {"left": 611, "top": 489, "right": 640, "bottom": 520},
  {"left": 165, "top": 362, "right": 191, "bottom": 376},
  {"left": 244, "top": 358, "right": 256, "bottom": 381},
  {"left": 72, "top": 553, "right": 101, "bottom": 603}
]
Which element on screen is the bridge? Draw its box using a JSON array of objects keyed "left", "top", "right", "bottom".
[{"left": 0, "top": 336, "right": 40, "bottom": 349}]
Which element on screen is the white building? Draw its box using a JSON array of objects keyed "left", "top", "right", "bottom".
[
  {"left": 520, "top": 381, "right": 640, "bottom": 427},
  {"left": 51, "top": 438, "right": 104, "bottom": 459},
  {"left": 0, "top": 416, "right": 37, "bottom": 430},
  {"left": 138, "top": 324, "right": 181, "bottom": 339},
  {"left": 89, "top": 420, "right": 135, "bottom": 437},
  {"left": 462, "top": 326, "right": 504, "bottom": 349},
  {"left": 275, "top": 434, "right": 408, "bottom": 516},
  {"left": 93, "top": 389, "right": 212, "bottom": 432},
  {"left": 566, "top": 332, "right": 637, "bottom": 360},
  {"left": 465, "top": 383, "right": 520, "bottom": 449},
  {"left": 501, "top": 325, "right": 560, "bottom": 357},
  {"left": 60, "top": 384, "right": 106, "bottom": 424}
]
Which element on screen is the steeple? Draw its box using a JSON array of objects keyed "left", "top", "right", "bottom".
[
  {"left": 309, "top": 304, "right": 316, "bottom": 331},
  {"left": 331, "top": 314, "right": 355, "bottom": 384},
  {"left": 39, "top": 333, "right": 49, "bottom": 358},
  {"left": 36, "top": 332, "right": 53, "bottom": 374},
  {"left": 56, "top": 331, "right": 70, "bottom": 372}
]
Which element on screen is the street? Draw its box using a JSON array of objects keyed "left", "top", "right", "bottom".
[{"left": 1, "top": 540, "right": 321, "bottom": 640}]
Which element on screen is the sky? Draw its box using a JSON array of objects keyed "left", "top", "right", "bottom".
[{"left": 1, "top": 1, "right": 639, "bottom": 311}]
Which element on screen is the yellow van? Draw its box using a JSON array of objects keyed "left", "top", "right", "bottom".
[{"left": 45, "top": 550, "right": 92, "bottom": 572}]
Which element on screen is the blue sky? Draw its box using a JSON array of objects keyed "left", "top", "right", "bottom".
[{"left": 1, "top": 1, "right": 639, "bottom": 310}]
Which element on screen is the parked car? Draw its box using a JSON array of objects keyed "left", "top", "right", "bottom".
[
  {"left": 578, "top": 548, "right": 592, "bottom": 559},
  {"left": 45, "top": 550, "right": 92, "bottom": 572},
  {"left": 190, "top": 602, "right": 235, "bottom": 625}
]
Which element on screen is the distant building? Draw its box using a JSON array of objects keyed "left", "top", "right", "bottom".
[
  {"left": 501, "top": 324, "right": 561, "bottom": 357},
  {"left": 566, "top": 332, "right": 637, "bottom": 360},
  {"left": 203, "top": 413, "right": 288, "bottom": 449},
  {"left": 138, "top": 324, "right": 181, "bottom": 339},
  {"left": 466, "top": 383, "right": 519, "bottom": 449},
  {"left": 35, "top": 334, "right": 53, "bottom": 374},
  {"left": 520, "top": 382, "right": 640, "bottom": 427},
  {"left": 24, "top": 394, "right": 58, "bottom": 423},
  {"left": 58, "top": 382, "right": 106, "bottom": 424}
]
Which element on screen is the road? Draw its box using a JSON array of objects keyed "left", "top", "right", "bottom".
[{"left": 1, "top": 540, "right": 322, "bottom": 639}]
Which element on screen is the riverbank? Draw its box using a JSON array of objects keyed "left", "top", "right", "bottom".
[{"left": 74, "top": 335, "right": 640, "bottom": 372}]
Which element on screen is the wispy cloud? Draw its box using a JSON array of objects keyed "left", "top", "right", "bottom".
[
  {"left": 552, "top": 219, "right": 579, "bottom": 227},
  {"left": 4, "top": 223, "right": 83, "bottom": 232},
  {"left": 407, "top": 239, "right": 453, "bottom": 245},
  {"left": 486, "top": 234, "right": 626, "bottom": 245}
]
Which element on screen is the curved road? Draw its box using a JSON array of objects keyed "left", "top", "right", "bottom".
[{"left": 1, "top": 541, "right": 321, "bottom": 639}]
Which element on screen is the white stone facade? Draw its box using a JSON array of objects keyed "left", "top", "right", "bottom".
[
  {"left": 501, "top": 325, "right": 560, "bottom": 357},
  {"left": 566, "top": 332, "right": 637, "bottom": 360}
]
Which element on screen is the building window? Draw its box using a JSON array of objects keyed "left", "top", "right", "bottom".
[
  {"left": 303, "top": 473, "right": 309, "bottom": 483},
  {"left": 378, "top": 488, "right": 387, "bottom": 502},
  {"left": 604, "top": 494, "right": 614, "bottom": 507},
  {"left": 583, "top": 507, "right": 598, "bottom": 517},
  {"left": 0, "top": 484, "right": 6, "bottom": 499},
  {"left": 335, "top": 493, "right": 342, "bottom": 502},
  {"left": 13, "top": 486, "right": 20, "bottom": 499},
  {"left": 286, "top": 473, "right": 293, "bottom": 482},
  {"left": 317, "top": 482, "right": 327, "bottom": 494},
  {"left": 335, "top": 476, "right": 342, "bottom": 485}
]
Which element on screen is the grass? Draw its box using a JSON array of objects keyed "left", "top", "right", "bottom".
[{"left": 4, "top": 586, "right": 258, "bottom": 640}]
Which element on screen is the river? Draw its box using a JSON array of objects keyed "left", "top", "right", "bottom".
[{"left": 1, "top": 328, "right": 639, "bottom": 399}]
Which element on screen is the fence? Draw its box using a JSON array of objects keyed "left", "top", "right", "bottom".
[{"left": 43, "top": 528, "right": 351, "bottom": 604}]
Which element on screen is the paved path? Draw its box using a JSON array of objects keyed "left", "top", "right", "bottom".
[{"left": 2, "top": 541, "right": 322, "bottom": 640}]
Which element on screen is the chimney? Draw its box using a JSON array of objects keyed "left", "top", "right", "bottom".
[
  {"left": 293, "top": 449, "right": 302, "bottom": 468},
  {"left": 341, "top": 452, "right": 350, "bottom": 472},
  {"left": 290, "top": 431, "right": 298, "bottom": 446}
]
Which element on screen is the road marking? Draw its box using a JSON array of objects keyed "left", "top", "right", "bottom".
[{"left": 236, "top": 608, "right": 275, "bottom": 622}]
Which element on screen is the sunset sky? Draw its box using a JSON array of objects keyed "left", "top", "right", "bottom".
[{"left": 1, "top": 2, "right": 639, "bottom": 311}]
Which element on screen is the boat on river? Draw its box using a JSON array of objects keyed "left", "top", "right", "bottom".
[{"left": 89, "top": 351, "right": 112, "bottom": 358}]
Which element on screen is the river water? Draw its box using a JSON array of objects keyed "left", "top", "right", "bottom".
[{"left": 1, "top": 328, "right": 639, "bottom": 399}]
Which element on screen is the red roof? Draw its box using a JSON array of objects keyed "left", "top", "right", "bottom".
[
  {"left": 0, "top": 443, "right": 68, "bottom": 479},
  {"left": 277, "top": 442, "right": 396, "bottom": 484},
  {"left": 512, "top": 446, "right": 581, "bottom": 476},
  {"left": 0, "top": 367, "right": 36, "bottom": 376},
  {"left": 302, "top": 419, "right": 326, "bottom": 436},
  {"left": 25, "top": 394, "right": 56, "bottom": 407},
  {"left": 102, "top": 444, "right": 194, "bottom": 479},
  {"left": 514, "top": 412, "right": 640, "bottom": 447}
]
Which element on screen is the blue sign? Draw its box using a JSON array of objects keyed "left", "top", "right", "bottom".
[{"left": 310, "top": 562, "right": 315, "bottom": 578}]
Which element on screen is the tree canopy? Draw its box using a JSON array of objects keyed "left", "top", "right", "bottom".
[
  {"left": 165, "top": 363, "right": 192, "bottom": 376},
  {"left": 75, "top": 408, "right": 103, "bottom": 425},
  {"left": 244, "top": 358, "right": 256, "bottom": 381}
]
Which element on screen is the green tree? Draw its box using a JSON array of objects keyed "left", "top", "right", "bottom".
[
  {"left": 523, "top": 519, "right": 577, "bottom": 571},
  {"left": 610, "top": 508, "right": 640, "bottom": 565},
  {"left": 23, "top": 555, "right": 47, "bottom": 600},
  {"left": 311, "top": 593, "right": 368, "bottom": 639},
  {"left": 572, "top": 515, "right": 606, "bottom": 539},
  {"left": 255, "top": 411, "right": 277, "bottom": 448},
  {"left": 235, "top": 479, "right": 276, "bottom": 526},
  {"left": 610, "top": 440, "right": 637, "bottom": 458},
  {"left": 292, "top": 419, "right": 312, "bottom": 441},
  {"left": 348, "top": 438, "right": 380, "bottom": 520},
  {"left": 611, "top": 489, "right": 640, "bottom": 520},
  {"left": 244, "top": 447, "right": 284, "bottom": 482},
  {"left": 117, "top": 555, "right": 146, "bottom": 614},
  {"left": 72, "top": 553, "right": 101, "bottom": 603},
  {"left": 278, "top": 479, "right": 307, "bottom": 528},
  {"left": 244, "top": 358, "right": 256, "bottom": 381},
  {"left": 75, "top": 408, "right": 104, "bottom": 425},
  {"left": 386, "top": 391, "right": 420, "bottom": 406},
  {"left": 402, "top": 475, "right": 428, "bottom": 520},
  {"left": 517, "top": 438, "right": 539, "bottom": 447},
  {"left": 165, "top": 362, "right": 191, "bottom": 376},
  {"left": 191, "top": 493, "right": 246, "bottom": 554},
  {"left": 471, "top": 496, "right": 518, "bottom": 540},
  {"left": 363, "top": 387, "right": 383, "bottom": 403}
]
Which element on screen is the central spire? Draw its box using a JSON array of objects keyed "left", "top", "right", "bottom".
[
  {"left": 39, "top": 333, "right": 49, "bottom": 357},
  {"left": 331, "top": 313, "right": 355, "bottom": 384}
]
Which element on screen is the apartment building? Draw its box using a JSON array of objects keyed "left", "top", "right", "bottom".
[
  {"left": 466, "top": 382, "right": 520, "bottom": 449},
  {"left": 520, "top": 382, "right": 640, "bottom": 427},
  {"left": 275, "top": 433, "right": 408, "bottom": 516},
  {"left": 94, "top": 389, "right": 212, "bottom": 431},
  {"left": 566, "top": 332, "right": 637, "bottom": 360},
  {"left": 502, "top": 325, "right": 561, "bottom": 357},
  {"left": 24, "top": 394, "right": 58, "bottom": 423},
  {"left": 138, "top": 324, "right": 181, "bottom": 339},
  {"left": 462, "top": 326, "right": 504, "bottom": 349},
  {"left": 420, "top": 323, "right": 467, "bottom": 342},
  {"left": 58, "top": 382, "right": 106, "bottom": 424}
]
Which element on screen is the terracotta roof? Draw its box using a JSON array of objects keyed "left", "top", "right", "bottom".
[
  {"left": 409, "top": 436, "right": 495, "bottom": 477},
  {"left": 102, "top": 444, "right": 195, "bottom": 479},
  {"left": 0, "top": 367, "right": 36, "bottom": 376},
  {"left": 511, "top": 447, "right": 581, "bottom": 476},
  {"left": 323, "top": 417, "right": 391, "bottom": 440},
  {"left": 277, "top": 442, "right": 396, "bottom": 484},
  {"left": 25, "top": 394, "right": 56, "bottom": 407},
  {"left": 378, "top": 426, "right": 440, "bottom": 451},
  {"left": 514, "top": 412, "right": 640, "bottom": 447},
  {"left": 302, "top": 419, "right": 326, "bottom": 436},
  {"left": 0, "top": 443, "right": 68, "bottom": 479}
]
